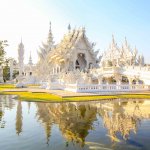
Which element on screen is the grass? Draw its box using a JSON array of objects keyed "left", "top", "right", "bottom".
[
  {"left": 1, "top": 91, "right": 62, "bottom": 102},
  {"left": 0, "top": 84, "right": 15, "bottom": 90},
  {"left": 0, "top": 84, "right": 150, "bottom": 102},
  {"left": 63, "top": 94, "right": 150, "bottom": 101},
  {"left": 0, "top": 84, "right": 62, "bottom": 102},
  {"left": 63, "top": 95, "right": 118, "bottom": 101},
  {"left": 1, "top": 91, "right": 150, "bottom": 102}
]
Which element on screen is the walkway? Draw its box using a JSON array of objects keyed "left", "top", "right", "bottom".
[{"left": 2, "top": 87, "right": 150, "bottom": 98}]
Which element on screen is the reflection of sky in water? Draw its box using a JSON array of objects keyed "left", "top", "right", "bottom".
[{"left": 0, "top": 95, "right": 150, "bottom": 150}]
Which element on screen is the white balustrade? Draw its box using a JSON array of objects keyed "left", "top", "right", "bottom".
[
  {"left": 65, "top": 84, "right": 150, "bottom": 93},
  {"left": 40, "top": 81, "right": 150, "bottom": 93}
]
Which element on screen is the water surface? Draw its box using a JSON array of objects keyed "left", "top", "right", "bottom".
[{"left": 0, "top": 95, "right": 150, "bottom": 150}]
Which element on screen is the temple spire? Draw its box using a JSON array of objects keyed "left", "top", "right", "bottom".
[
  {"left": 124, "top": 37, "right": 128, "bottom": 47},
  {"left": 38, "top": 22, "right": 54, "bottom": 62},
  {"left": 21, "top": 37, "right": 22, "bottom": 44},
  {"left": 28, "top": 51, "right": 33, "bottom": 65},
  {"left": 47, "top": 21, "right": 54, "bottom": 46},
  {"left": 68, "top": 24, "right": 71, "bottom": 32},
  {"left": 49, "top": 22, "right": 51, "bottom": 34},
  {"left": 18, "top": 39, "right": 24, "bottom": 75},
  {"left": 111, "top": 34, "right": 116, "bottom": 47}
]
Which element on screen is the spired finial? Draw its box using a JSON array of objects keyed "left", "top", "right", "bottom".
[
  {"left": 50, "top": 21, "right": 51, "bottom": 28},
  {"left": 49, "top": 21, "right": 52, "bottom": 33},
  {"left": 68, "top": 24, "right": 71, "bottom": 32},
  {"left": 47, "top": 21, "right": 54, "bottom": 46},
  {"left": 112, "top": 34, "right": 115, "bottom": 45},
  {"left": 30, "top": 51, "right": 31, "bottom": 58},
  {"left": 29, "top": 51, "right": 33, "bottom": 65},
  {"left": 125, "top": 36, "right": 128, "bottom": 47},
  {"left": 21, "top": 37, "right": 22, "bottom": 43},
  {"left": 19, "top": 37, "right": 24, "bottom": 48}
]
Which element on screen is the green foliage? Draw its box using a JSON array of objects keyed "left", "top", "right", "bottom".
[
  {"left": 13, "top": 70, "right": 19, "bottom": 79},
  {"left": 0, "top": 40, "right": 8, "bottom": 65},
  {"left": 0, "top": 40, "right": 9, "bottom": 82},
  {"left": 3, "top": 59, "right": 10, "bottom": 81},
  {"left": 0, "top": 84, "right": 15, "bottom": 89},
  {"left": 1, "top": 92, "right": 62, "bottom": 101}
]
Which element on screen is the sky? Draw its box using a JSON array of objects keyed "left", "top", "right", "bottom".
[{"left": 0, "top": 0, "right": 150, "bottom": 64}]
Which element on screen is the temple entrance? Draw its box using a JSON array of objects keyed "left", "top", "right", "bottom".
[
  {"left": 139, "top": 80, "right": 144, "bottom": 84},
  {"left": 89, "top": 63, "right": 93, "bottom": 69},
  {"left": 122, "top": 76, "right": 129, "bottom": 84},
  {"left": 132, "top": 79, "right": 136, "bottom": 84},
  {"left": 75, "top": 53, "right": 87, "bottom": 70}
]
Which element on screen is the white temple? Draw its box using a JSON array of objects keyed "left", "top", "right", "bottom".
[
  {"left": 9, "top": 39, "right": 37, "bottom": 86},
  {"left": 18, "top": 39, "right": 24, "bottom": 76},
  {"left": 10, "top": 23, "right": 150, "bottom": 92}
]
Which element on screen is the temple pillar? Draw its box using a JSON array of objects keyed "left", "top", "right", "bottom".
[
  {"left": 52, "top": 68, "right": 54, "bottom": 74},
  {"left": 136, "top": 79, "right": 139, "bottom": 85},
  {"left": 106, "top": 77, "right": 112, "bottom": 85},
  {"left": 87, "top": 77, "right": 92, "bottom": 84},
  {"left": 56, "top": 66, "right": 58, "bottom": 74},
  {"left": 98, "top": 76, "right": 103, "bottom": 85},
  {"left": 128, "top": 78, "right": 133, "bottom": 85},
  {"left": 58, "top": 66, "right": 60, "bottom": 73},
  {"left": 128, "top": 77, "right": 134, "bottom": 90},
  {"left": 115, "top": 75, "right": 122, "bottom": 85},
  {"left": 136, "top": 79, "right": 140, "bottom": 89},
  {"left": 116, "top": 79, "right": 121, "bottom": 90},
  {"left": 116, "top": 80, "right": 121, "bottom": 85},
  {"left": 115, "top": 75, "right": 122, "bottom": 90},
  {"left": 55, "top": 67, "right": 57, "bottom": 74}
]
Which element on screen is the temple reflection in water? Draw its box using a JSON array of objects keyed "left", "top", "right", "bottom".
[{"left": 0, "top": 96, "right": 150, "bottom": 147}]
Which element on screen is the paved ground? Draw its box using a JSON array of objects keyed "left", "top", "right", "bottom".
[{"left": 2, "top": 88, "right": 150, "bottom": 98}]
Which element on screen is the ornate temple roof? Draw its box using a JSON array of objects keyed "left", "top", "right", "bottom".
[
  {"left": 101, "top": 35, "right": 141, "bottom": 66},
  {"left": 37, "top": 22, "right": 54, "bottom": 61},
  {"left": 28, "top": 51, "right": 33, "bottom": 65},
  {"left": 48, "top": 27, "right": 98, "bottom": 64}
]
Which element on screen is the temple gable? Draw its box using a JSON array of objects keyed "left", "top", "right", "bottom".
[{"left": 75, "top": 38, "right": 89, "bottom": 51}]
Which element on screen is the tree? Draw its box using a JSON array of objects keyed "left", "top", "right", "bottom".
[
  {"left": 13, "top": 70, "right": 19, "bottom": 79},
  {"left": 0, "top": 40, "right": 8, "bottom": 65},
  {"left": 3, "top": 58, "right": 10, "bottom": 81}
]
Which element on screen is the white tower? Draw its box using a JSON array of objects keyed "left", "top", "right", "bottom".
[
  {"left": 28, "top": 51, "right": 33, "bottom": 66},
  {"left": 28, "top": 51, "right": 33, "bottom": 75},
  {"left": 18, "top": 39, "right": 24, "bottom": 76}
]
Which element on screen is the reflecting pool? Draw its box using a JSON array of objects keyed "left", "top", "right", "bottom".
[{"left": 0, "top": 95, "right": 150, "bottom": 150}]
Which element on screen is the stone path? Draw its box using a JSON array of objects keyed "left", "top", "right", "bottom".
[{"left": 2, "top": 88, "right": 150, "bottom": 98}]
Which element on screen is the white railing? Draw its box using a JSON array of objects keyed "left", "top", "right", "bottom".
[
  {"left": 40, "top": 81, "right": 150, "bottom": 93},
  {"left": 46, "top": 82, "right": 65, "bottom": 90},
  {"left": 40, "top": 82, "right": 48, "bottom": 89},
  {"left": 65, "top": 84, "right": 150, "bottom": 93}
]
